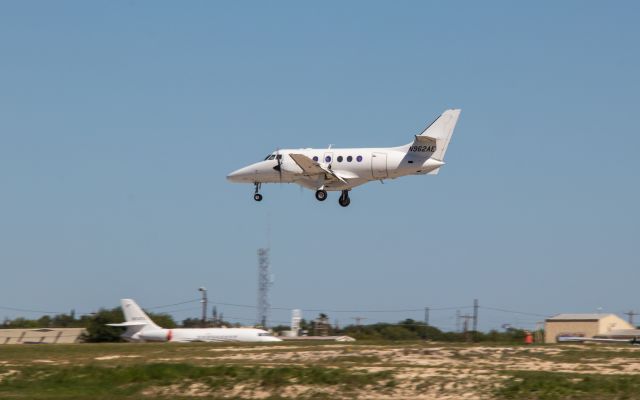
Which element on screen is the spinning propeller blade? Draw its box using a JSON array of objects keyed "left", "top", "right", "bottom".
[{"left": 273, "top": 149, "right": 283, "bottom": 182}]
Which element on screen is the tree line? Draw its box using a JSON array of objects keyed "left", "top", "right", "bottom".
[
  {"left": 271, "top": 316, "right": 533, "bottom": 343},
  {"left": 3, "top": 311, "right": 534, "bottom": 343}
]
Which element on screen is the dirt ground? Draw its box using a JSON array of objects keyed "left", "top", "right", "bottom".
[
  {"left": 184, "top": 343, "right": 640, "bottom": 399},
  {"left": 1, "top": 341, "right": 640, "bottom": 399}
]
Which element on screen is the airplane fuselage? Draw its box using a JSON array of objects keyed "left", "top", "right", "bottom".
[
  {"left": 127, "top": 327, "right": 281, "bottom": 343},
  {"left": 228, "top": 146, "right": 444, "bottom": 191}
]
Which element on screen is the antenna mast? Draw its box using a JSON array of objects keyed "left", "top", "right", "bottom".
[{"left": 257, "top": 248, "right": 271, "bottom": 327}]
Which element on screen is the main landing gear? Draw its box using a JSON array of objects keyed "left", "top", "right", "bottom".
[
  {"left": 315, "top": 189, "right": 351, "bottom": 206},
  {"left": 315, "top": 189, "right": 328, "bottom": 201},
  {"left": 338, "top": 190, "right": 351, "bottom": 207},
  {"left": 253, "top": 183, "right": 263, "bottom": 202}
]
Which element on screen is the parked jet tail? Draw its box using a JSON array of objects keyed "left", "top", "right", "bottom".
[
  {"left": 107, "top": 299, "right": 161, "bottom": 339},
  {"left": 414, "top": 109, "right": 461, "bottom": 162}
]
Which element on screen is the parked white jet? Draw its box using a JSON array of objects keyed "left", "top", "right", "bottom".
[
  {"left": 227, "top": 109, "right": 461, "bottom": 206},
  {"left": 558, "top": 336, "right": 640, "bottom": 345},
  {"left": 108, "top": 299, "right": 282, "bottom": 343}
]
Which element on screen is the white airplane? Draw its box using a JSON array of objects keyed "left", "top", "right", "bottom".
[
  {"left": 107, "top": 299, "right": 282, "bottom": 343},
  {"left": 558, "top": 336, "right": 640, "bottom": 345},
  {"left": 227, "top": 109, "right": 461, "bottom": 206}
]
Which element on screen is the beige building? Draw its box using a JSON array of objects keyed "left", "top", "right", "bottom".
[
  {"left": 0, "top": 328, "right": 85, "bottom": 344},
  {"left": 545, "top": 314, "right": 634, "bottom": 343}
]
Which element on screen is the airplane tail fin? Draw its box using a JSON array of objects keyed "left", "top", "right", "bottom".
[
  {"left": 414, "top": 109, "right": 461, "bottom": 161},
  {"left": 107, "top": 299, "right": 161, "bottom": 340},
  {"left": 120, "top": 298, "right": 161, "bottom": 329}
]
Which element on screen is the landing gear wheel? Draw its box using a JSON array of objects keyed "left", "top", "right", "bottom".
[
  {"left": 315, "top": 190, "right": 328, "bottom": 201},
  {"left": 253, "top": 183, "right": 262, "bottom": 202},
  {"left": 338, "top": 190, "right": 351, "bottom": 207}
]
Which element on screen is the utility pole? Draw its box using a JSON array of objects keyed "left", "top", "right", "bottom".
[
  {"left": 460, "top": 314, "right": 474, "bottom": 342},
  {"left": 424, "top": 307, "right": 430, "bottom": 326},
  {"left": 198, "top": 287, "right": 208, "bottom": 328},
  {"left": 624, "top": 310, "right": 639, "bottom": 326},
  {"left": 456, "top": 310, "right": 461, "bottom": 332},
  {"left": 535, "top": 321, "right": 544, "bottom": 344},
  {"left": 473, "top": 299, "right": 479, "bottom": 332},
  {"left": 352, "top": 317, "right": 367, "bottom": 326},
  {"left": 212, "top": 306, "right": 218, "bottom": 327}
]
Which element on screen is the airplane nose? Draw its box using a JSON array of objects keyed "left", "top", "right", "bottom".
[
  {"left": 227, "top": 167, "right": 250, "bottom": 182},
  {"left": 226, "top": 169, "right": 240, "bottom": 182}
]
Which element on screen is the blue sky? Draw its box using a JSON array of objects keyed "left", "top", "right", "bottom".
[{"left": 1, "top": 1, "right": 638, "bottom": 331}]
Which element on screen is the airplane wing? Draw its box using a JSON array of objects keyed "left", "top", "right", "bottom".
[
  {"left": 289, "top": 154, "right": 325, "bottom": 176},
  {"left": 289, "top": 154, "right": 349, "bottom": 184}
]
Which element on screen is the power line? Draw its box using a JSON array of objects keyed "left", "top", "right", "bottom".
[
  {"left": 0, "top": 306, "right": 66, "bottom": 315},
  {"left": 624, "top": 310, "right": 639, "bottom": 326},
  {"left": 146, "top": 299, "right": 200, "bottom": 310},
  {"left": 0, "top": 300, "right": 553, "bottom": 323},
  {"left": 209, "top": 301, "right": 473, "bottom": 314},
  {"left": 480, "top": 306, "right": 549, "bottom": 318},
  {"left": 0, "top": 298, "right": 201, "bottom": 317},
  {"left": 152, "top": 307, "right": 201, "bottom": 314}
]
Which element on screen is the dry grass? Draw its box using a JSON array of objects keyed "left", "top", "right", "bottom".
[{"left": 0, "top": 341, "right": 639, "bottom": 399}]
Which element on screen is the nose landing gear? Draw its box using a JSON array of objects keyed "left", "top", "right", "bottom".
[
  {"left": 338, "top": 190, "right": 351, "bottom": 207},
  {"left": 253, "top": 183, "right": 263, "bottom": 202}
]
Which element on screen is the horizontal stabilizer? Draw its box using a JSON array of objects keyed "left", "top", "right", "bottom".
[
  {"left": 416, "top": 109, "right": 461, "bottom": 161},
  {"left": 107, "top": 322, "right": 148, "bottom": 327},
  {"left": 414, "top": 135, "right": 436, "bottom": 144}
]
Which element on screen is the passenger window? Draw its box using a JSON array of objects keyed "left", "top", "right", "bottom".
[
  {"left": 357, "top": 155, "right": 363, "bottom": 162},
  {"left": 312, "top": 156, "right": 319, "bottom": 162},
  {"left": 325, "top": 156, "right": 332, "bottom": 163},
  {"left": 337, "top": 156, "right": 343, "bottom": 162},
  {"left": 347, "top": 156, "right": 353, "bottom": 162}
]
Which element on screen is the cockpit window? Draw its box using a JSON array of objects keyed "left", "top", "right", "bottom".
[
  {"left": 264, "top": 155, "right": 271, "bottom": 160},
  {"left": 265, "top": 155, "right": 276, "bottom": 160}
]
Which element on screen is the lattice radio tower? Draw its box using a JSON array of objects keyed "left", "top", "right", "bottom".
[{"left": 257, "top": 248, "right": 272, "bottom": 327}]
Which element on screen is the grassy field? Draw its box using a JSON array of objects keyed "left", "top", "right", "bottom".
[{"left": 1, "top": 341, "right": 640, "bottom": 399}]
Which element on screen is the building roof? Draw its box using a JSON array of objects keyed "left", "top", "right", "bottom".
[
  {"left": 0, "top": 328, "right": 85, "bottom": 344},
  {"left": 546, "top": 313, "right": 614, "bottom": 321}
]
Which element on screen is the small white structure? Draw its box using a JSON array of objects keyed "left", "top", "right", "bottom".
[
  {"left": 290, "top": 309, "right": 302, "bottom": 337},
  {"left": 279, "top": 309, "right": 303, "bottom": 337}
]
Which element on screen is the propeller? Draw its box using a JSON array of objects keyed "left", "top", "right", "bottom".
[{"left": 272, "top": 148, "right": 283, "bottom": 183}]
